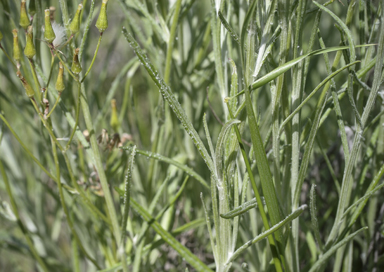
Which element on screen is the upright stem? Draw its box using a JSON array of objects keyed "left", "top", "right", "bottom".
[
  {"left": 0, "top": 160, "right": 50, "bottom": 272},
  {"left": 81, "top": 34, "right": 103, "bottom": 82},
  {"left": 164, "top": 0, "right": 182, "bottom": 84},
  {"left": 79, "top": 83, "right": 123, "bottom": 252}
]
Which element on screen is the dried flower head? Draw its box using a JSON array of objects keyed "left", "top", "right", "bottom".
[{"left": 52, "top": 22, "right": 66, "bottom": 48}]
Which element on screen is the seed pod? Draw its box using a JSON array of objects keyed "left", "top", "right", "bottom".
[
  {"left": 71, "top": 48, "right": 82, "bottom": 74},
  {"left": 55, "top": 62, "right": 65, "bottom": 92},
  {"left": 44, "top": 9, "right": 56, "bottom": 43},
  {"left": 24, "top": 26, "right": 36, "bottom": 59},
  {"left": 29, "top": 0, "right": 36, "bottom": 17},
  {"left": 110, "top": 99, "right": 119, "bottom": 132},
  {"left": 0, "top": 30, "right": 3, "bottom": 42},
  {"left": 19, "top": 0, "right": 30, "bottom": 30},
  {"left": 12, "top": 29, "right": 21, "bottom": 61},
  {"left": 17, "top": 71, "right": 34, "bottom": 98},
  {"left": 96, "top": 0, "right": 109, "bottom": 33},
  {"left": 69, "top": 4, "right": 83, "bottom": 35}
]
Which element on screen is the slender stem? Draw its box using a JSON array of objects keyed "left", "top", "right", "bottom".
[
  {"left": 81, "top": 34, "right": 103, "bottom": 83},
  {"left": 28, "top": 59, "right": 42, "bottom": 102},
  {"left": 0, "top": 113, "right": 57, "bottom": 182},
  {"left": 45, "top": 92, "right": 61, "bottom": 119},
  {"left": 79, "top": 82, "right": 122, "bottom": 249},
  {"left": 44, "top": 55, "right": 56, "bottom": 99},
  {"left": 50, "top": 133, "right": 100, "bottom": 269},
  {"left": 54, "top": 51, "right": 77, "bottom": 80},
  {"left": 65, "top": 83, "right": 81, "bottom": 150},
  {"left": 226, "top": 103, "right": 284, "bottom": 272},
  {"left": 164, "top": 0, "right": 182, "bottom": 84},
  {"left": 0, "top": 44, "right": 17, "bottom": 68},
  {"left": 0, "top": 160, "right": 50, "bottom": 272}
]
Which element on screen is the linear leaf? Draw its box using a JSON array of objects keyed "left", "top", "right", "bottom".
[
  {"left": 220, "top": 197, "right": 264, "bottom": 219},
  {"left": 120, "top": 145, "right": 136, "bottom": 243},
  {"left": 122, "top": 28, "right": 214, "bottom": 175},
  {"left": 226, "top": 205, "right": 307, "bottom": 264},
  {"left": 308, "top": 227, "right": 367, "bottom": 272},
  {"left": 218, "top": 11, "right": 240, "bottom": 45},
  {"left": 279, "top": 61, "right": 359, "bottom": 134},
  {"left": 130, "top": 198, "right": 213, "bottom": 272},
  {"left": 121, "top": 148, "right": 209, "bottom": 189},
  {"left": 310, "top": 184, "right": 324, "bottom": 251},
  {"left": 215, "top": 119, "right": 241, "bottom": 184}
]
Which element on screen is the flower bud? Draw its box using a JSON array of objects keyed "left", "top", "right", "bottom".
[
  {"left": 44, "top": 9, "right": 56, "bottom": 43},
  {"left": 55, "top": 62, "right": 65, "bottom": 92},
  {"left": 71, "top": 48, "right": 82, "bottom": 74},
  {"left": 110, "top": 99, "right": 119, "bottom": 132},
  {"left": 69, "top": 4, "right": 83, "bottom": 35},
  {"left": 12, "top": 29, "right": 21, "bottom": 62},
  {"left": 17, "top": 71, "right": 35, "bottom": 98},
  {"left": 24, "top": 26, "right": 36, "bottom": 59},
  {"left": 19, "top": 0, "right": 30, "bottom": 30},
  {"left": 96, "top": 0, "right": 109, "bottom": 33}
]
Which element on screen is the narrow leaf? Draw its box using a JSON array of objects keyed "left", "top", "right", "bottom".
[
  {"left": 226, "top": 205, "right": 308, "bottom": 264},
  {"left": 218, "top": 11, "right": 240, "bottom": 45},
  {"left": 120, "top": 145, "right": 136, "bottom": 243},
  {"left": 310, "top": 184, "right": 324, "bottom": 251},
  {"left": 308, "top": 227, "right": 367, "bottom": 272},
  {"left": 122, "top": 28, "right": 215, "bottom": 175},
  {"left": 121, "top": 148, "right": 209, "bottom": 189},
  {"left": 220, "top": 197, "right": 263, "bottom": 219},
  {"left": 130, "top": 198, "right": 213, "bottom": 272}
]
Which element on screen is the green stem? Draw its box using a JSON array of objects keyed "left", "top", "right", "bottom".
[
  {"left": 0, "top": 44, "right": 17, "bottom": 68},
  {"left": 226, "top": 103, "right": 284, "bottom": 272},
  {"left": 28, "top": 59, "right": 42, "bottom": 102},
  {"left": 164, "top": 0, "right": 182, "bottom": 84},
  {"left": 0, "top": 160, "right": 50, "bottom": 272},
  {"left": 79, "top": 82, "right": 122, "bottom": 252},
  {"left": 45, "top": 92, "right": 61, "bottom": 119},
  {"left": 44, "top": 55, "right": 56, "bottom": 99},
  {"left": 0, "top": 113, "right": 56, "bottom": 182},
  {"left": 65, "top": 83, "right": 81, "bottom": 150},
  {"left": 50, "top": 132, "right": 100, "bottom": 269},
  {"left": 81, "top": 34, "right": 103, "bottom": 83},
  {"left": 54, "top": 51, "right": 77, "bottom": 81}
]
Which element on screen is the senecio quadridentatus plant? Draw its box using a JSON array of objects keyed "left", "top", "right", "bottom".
[
  {"left": 1, "top": 1, "right": 384, "bottom": 272},
  {"left": 0, "top": 1, "right": 122, "bottom": 271}
]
